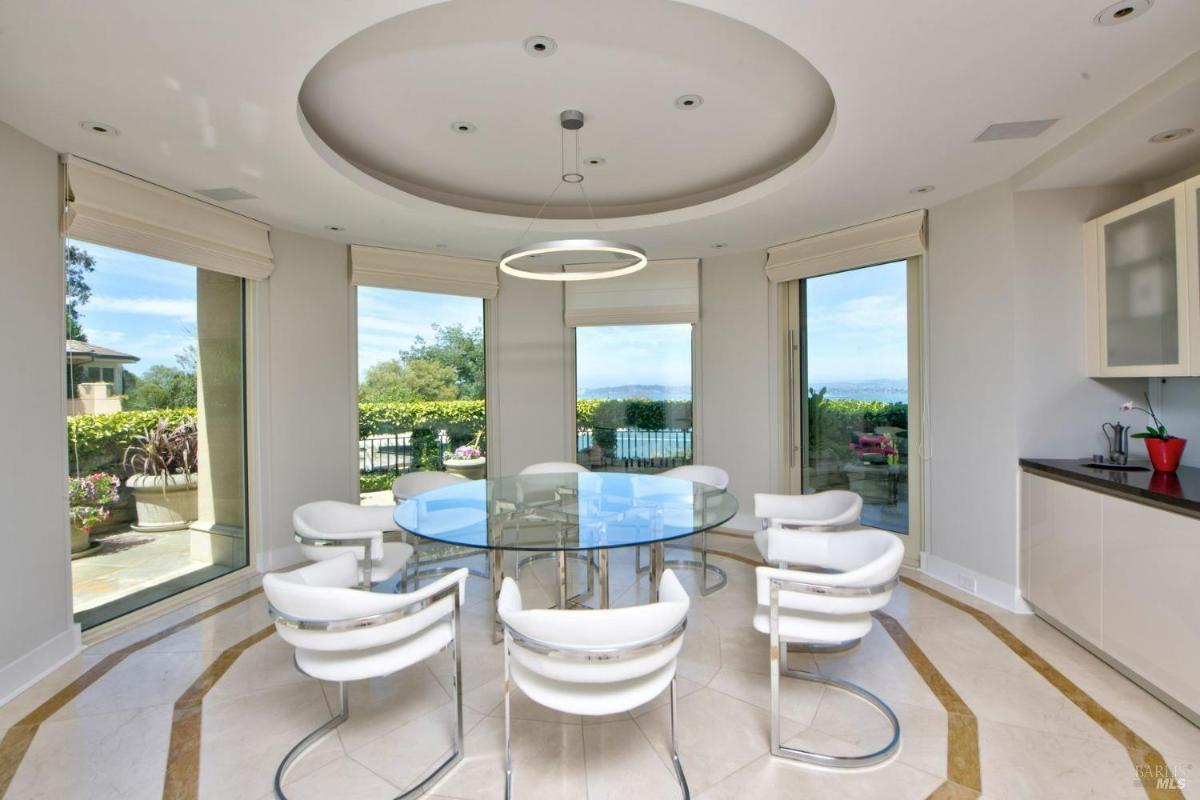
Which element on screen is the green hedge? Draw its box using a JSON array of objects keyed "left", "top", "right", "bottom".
[
  {"left": 807, "top": 391, "right": 908, "bottom": 464},
  {"left": 358, "top": 400, "right": 486, "bottom": 438},
  {"left": 68, "top": 407, "right": 196, "bottom": 473}
]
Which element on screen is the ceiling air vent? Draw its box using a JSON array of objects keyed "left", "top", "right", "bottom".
[
  {"left": 194, "top": 187, "right": 257, "bottom": 202},
  {"left": 974, "top": 119, "right": 1059, "bottom": 142}
]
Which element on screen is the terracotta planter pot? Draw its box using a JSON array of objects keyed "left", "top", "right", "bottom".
[
  {"left": 1143, "top": 437, "right": 1187, "bottom": 472},
  {"left": 126, "top": 472, "right": 199, "bottom": 531}
]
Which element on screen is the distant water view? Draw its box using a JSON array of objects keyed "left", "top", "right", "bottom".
[
  {"left": 809, "top": 378, "right": 907, "bottom": 403},
  {"left": 578, "top": 384, "right": 692, "bottom": 401}
]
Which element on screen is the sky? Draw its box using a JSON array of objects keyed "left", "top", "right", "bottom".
[
  {"left": 575, "top": 324, "right": 693, "bottom": 391},
  {"left": 805, "top": 260, "right": 908, "bottom": 387},
  {"left": 357, "top": 286, "right": 483, "bottom": 379},
  {"left": 72, "top": 242, "right": 200, "bottom": 375}
]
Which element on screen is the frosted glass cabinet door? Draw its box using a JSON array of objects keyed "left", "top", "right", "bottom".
[{"left": 1095, "top": 185, "right": 1189, "bottom": 376}]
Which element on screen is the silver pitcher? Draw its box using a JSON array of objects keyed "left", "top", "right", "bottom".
[{"left": 1102, "top": 421, "right": 1129, "bottom": 465}]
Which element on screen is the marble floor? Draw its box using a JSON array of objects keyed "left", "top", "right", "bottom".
[{"left": 5, "top": 531, "right": 1198, "bottom": 799}]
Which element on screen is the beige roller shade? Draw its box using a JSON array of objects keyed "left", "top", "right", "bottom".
[
  {"left": 564, "top": 258, "right": 699, "bottom": 326},
  {"left": 63, "top": 156, "right": 273, "bottom": 279},
  {"left": 765, "top": 210, "right": 926, "bottom": 282},
  {"left": 350, "top": 245, "right": 499, "bottom": 299}
]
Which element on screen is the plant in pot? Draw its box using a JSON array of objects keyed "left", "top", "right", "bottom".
[
  {"left": 123, "top": 417, "right": 199, "bottom": 531},
  {"left": 1122, "top": 393, "right": 1187, "bottom": 472},
  {"left": 443, "top": 432, "right": 486, "bottom": 480},
  {"left": 67, "top": 472, "right": 120, "bottom": 556}
]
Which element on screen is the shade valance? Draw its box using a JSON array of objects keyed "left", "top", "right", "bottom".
[
  {"left": 350, "top": 245, "right": 499, "bottom": 299},
  {"left": 564, "top": 258, "right": 699, "bottom": 326},
  {"left": 765, "top": 210, "right": 926, "bottom": 283},
  {"left": 62, "top": 156, "right": 274, "bottom": 280}
]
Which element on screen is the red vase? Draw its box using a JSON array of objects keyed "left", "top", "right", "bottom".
[{"left": 1144, "top": 437, "right": 1187, "bottom": 472}]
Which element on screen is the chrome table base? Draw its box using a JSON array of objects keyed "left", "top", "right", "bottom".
[{"left": 635, "top": 532, "right": 728, "bottom": 596}]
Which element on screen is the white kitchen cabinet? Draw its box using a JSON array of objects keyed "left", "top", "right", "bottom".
[{"left": 1084, "top": 182, "right": 1192, "bottom": 377}]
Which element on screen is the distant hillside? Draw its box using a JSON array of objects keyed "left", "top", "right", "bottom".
[
  {"left": 811, "top": 379, "right": 907, "bottom": 403},
  {"left": 579, "top": 385, "right": 692, "bottom": 401}
]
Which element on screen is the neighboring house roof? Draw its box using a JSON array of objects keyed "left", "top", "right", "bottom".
[{"left": 65, "top": 339, "right": 140, "bottom": 363}]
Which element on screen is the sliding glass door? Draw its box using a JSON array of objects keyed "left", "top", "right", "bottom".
[{"left": 784, "top": 259, "right": 922, "bottom": 559}]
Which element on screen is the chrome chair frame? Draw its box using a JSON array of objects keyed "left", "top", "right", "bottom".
[
  {"left": 766, "top": 574, "right": 900, "bottom": 767},
  {"left": 268, "top": 583, "right": 464, "bottom": 799},
  {"left": 294, "top": 532, "right": 394, "bottom": 591},
  {"left": 501, "top": 620, "right": 691, "bottom": 799}
]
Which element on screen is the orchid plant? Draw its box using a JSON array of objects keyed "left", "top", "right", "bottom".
[{"left": 1121, "top": 392, "right": 1175, "bottom": 440}]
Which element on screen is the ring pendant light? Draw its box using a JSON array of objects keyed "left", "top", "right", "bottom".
[{"left": 498, "top": 110, "right": 648, "bottom": 281}]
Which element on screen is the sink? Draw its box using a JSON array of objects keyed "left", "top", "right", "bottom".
[{"left": 1080, "top": 462, "right": 1150, "bottom": 472}]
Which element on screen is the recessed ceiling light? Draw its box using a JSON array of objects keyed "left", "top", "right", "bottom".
[
  {"left": 585, "top": 157, "right": 606, "bottom": 167},
  {"left": 711, "top": 243, "right": 727, "bottom": 249},
  {"left": 975, "top": 119, "right": 1059, "bottom": 142},
  {"left": 325, "top": 225, "right": 344, "bottom": 232},
  {"left": 450, "top": 121, "right": 476, "bottom": 134},
  {"left": 1094, "top": 0, "right": 1152, "bottom": 25},
  {"left": 1149, "top": 128, "right": 1194, "bottom": 144},
  {"left": 80, "top": 120, "right": 119, "bottom": 136},
  {"left": 523, "top": 35, "right": 557, "bottom": 57},
  {"left": 909, "top": 185, "right": 936, "bottom": 195},
  {"left": 435, "top": 243, "right": 448, "bottom": 249},
  {"left": 195, "top": 187, "right": 256, "bottom": 202},
  {"left": 674, "top": 94, "right": 703, "bottom": 110}
]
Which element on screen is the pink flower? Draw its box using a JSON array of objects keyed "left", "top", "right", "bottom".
[{"left": 1120, "top": 401, "right": 1135, "bottom": 412}]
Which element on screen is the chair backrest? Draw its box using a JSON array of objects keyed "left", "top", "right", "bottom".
[
  {"left": 755, "top": 530, "right": 903, "bottom": 619},
  {"left": 754, "top": 490, "right": 862, "bottom": 529},
  {"left": 265, "top": 552, "right": 466, "bottom": 654},
  {"left": 293, "top": 500, "right": 397, "bottom": 561},
  {"left": 519, "top": 461, "right": 590, "bottom": 475},
  {"left": 392, "top": 470, "right": 468, "bottom": 502},
  {"left": 659, "top": 464, "right": 730, "bottom": 490},
  {"left": 499, "top": 570, "right": 689, "bottom": 690}
]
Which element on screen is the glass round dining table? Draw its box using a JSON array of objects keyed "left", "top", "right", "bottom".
[{"left": 393, "top": 471, "right": 739, "bottom": 642}]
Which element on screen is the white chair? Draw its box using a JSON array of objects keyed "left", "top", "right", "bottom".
[
  {"left": 293, "top": 500, "right": 413, "bottom": 590},
  {"left": 392, "top": 471, "right": 477, "bottom": 585},
  {"left": 265, "top": 552, "right": 468, "bottom": 799},
  {"left": 514, "top": 462, "right": 598, "bottom": 604},
  {"left": 498, "top": 569, "right": 692, "bottom": 799},
  {"left": 636, "top": 464, "right": 731, "bottom": 596},
  {"left": 752, "top": 491, "right": 863, "bottom": 565},
  {"left": 754, "top": 530, "right": 903, "bottom": 767}
]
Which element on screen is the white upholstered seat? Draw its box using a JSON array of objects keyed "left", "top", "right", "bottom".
[
  {"left": 293, "top": 500, "right": 413, "bottom": 589},
  {"left": 498, "top": 569, "right": 691, "bottom": 798},
  {"left": 264, "top": 552, "right": 467, "bottom": 798},
  {"left": 752, "top": 491, "right": 863, "bottom": 564},
  {"left": 391, "top": 469, "right": 468, "bottom": 503},
  {"left": 753, "top": 530, "right": 903, "bottom": 768}
]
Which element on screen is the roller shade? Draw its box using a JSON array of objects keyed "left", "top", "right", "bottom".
[
  {"left": 765, "top": 210, "right": 926, "bottom": 283},
  {"left": 350, "top": 245, "right": 498, "bottom": 299},
  {"left": 564, "top": 258, "right": 699, "bottom": 326},
  {"left": 62, "top": 156, "right": 274, "bottom": 280}
]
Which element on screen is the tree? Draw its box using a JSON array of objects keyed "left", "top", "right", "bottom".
[
  {"left": 400, "top": 323, "right": 485, "bottom": 400},
  {"left": 359, "top": 358, "right": 457, "bottom": 403},
  {"left": 124, "top": 365, "right": 197, "bottom": 410},
  {"left": 65, "top": 245, "right": 95, "bottom": 340}
]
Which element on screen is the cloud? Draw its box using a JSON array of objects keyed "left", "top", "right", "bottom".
[{"left": 87, "top": 296, "right": 197, "bottom": 321}]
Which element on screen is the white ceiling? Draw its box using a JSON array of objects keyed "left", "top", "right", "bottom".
[
  {"left": 2, "top": 0, "right": 1199, "bottom": 260},
  {"left": 300, "top": 0, "right": 835, "bottom": 219}
]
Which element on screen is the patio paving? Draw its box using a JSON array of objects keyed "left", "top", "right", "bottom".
[{"left": 72, "top": 528, "right": 211, "bottom": 613}]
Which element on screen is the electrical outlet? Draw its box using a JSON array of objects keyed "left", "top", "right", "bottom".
[{"left": 956, "top": 573, "right": 977, "bottom": 593}]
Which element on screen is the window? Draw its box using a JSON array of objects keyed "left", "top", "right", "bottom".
[
  {"left": 65, "top": 242, "right": 248, "bottom": 629},
  {"left": 575, "top": 324, "right": 693, "bottom": 473},
  {"left": 356, "top": 287, "right": 486, "bottom": 502}
]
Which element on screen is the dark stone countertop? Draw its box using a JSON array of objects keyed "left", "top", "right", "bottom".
[{"left": 1019, "top": 458, "right": 1200, "bottom": 517}]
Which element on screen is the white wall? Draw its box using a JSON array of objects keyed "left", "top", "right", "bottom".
[
  {"left": 258, "top": 230, "right": 356, "bottom": 568},
  {"left": 492, "top": 273, "right": 570, "bottom": 475},
  {"left": 699, "top": 251, "right": 771, "bottom": 529},
  {"left": 0, "top": 122, "right": 79, "bottom": 702}
]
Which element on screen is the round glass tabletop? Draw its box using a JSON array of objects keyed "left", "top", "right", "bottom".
[{"left": 393, "top": 472, "right": 738, "bottom": 551}]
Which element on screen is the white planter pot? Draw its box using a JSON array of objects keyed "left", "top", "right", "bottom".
[
  {"left": 443, "top": 457, "right": 486, "bottom": 480},
  {"left": 126, "top": 472, "right": 199, "bottom": 532}
]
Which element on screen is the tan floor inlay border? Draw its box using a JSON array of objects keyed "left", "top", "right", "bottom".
[
  {"left": 901, "top": 576, "right": 1184, "bottom": 800},
  {"left": 163, "top": 624, "right": 276, "bottom": 800},
  {"left": 0, "top": 587, "right": 262, "bottom": 798},
  {"left": 706, "top": 548, "right": 761, "bottom": 567},
  {"left": 873, "top": 609, "right": 982, "bottom": 799}
]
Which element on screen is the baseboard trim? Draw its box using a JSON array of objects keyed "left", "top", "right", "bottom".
[
  {"left": 256, "top": 542, "right": 303, "bottom": 573},
  {"left": 920, "top": 552, "right": 1033, "bottom": 614},
  {"left": 0, "top": 624, "right": 82, "bottom": 707}
]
